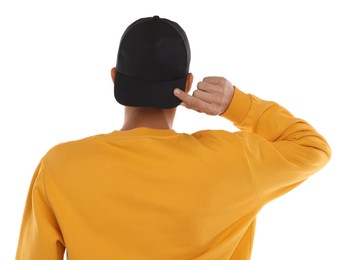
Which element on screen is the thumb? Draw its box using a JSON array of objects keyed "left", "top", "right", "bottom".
[
  {"left": 173, "top": 88, "right": 189, "bottom": 103},
  {"left": 174, "top": 88, "right": 207, "bottom": 112}
]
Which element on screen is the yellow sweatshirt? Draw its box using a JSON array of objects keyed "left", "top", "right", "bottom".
[{"left": 16, "top": 88, "right": 331, "bottom": 260}]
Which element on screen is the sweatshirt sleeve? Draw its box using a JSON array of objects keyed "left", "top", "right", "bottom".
[
  {"left": 221, "top": 87, "right": 331, "bottom": 204},
  {"left": 16, "top": 159, "right": 65, "bottom": 260}
]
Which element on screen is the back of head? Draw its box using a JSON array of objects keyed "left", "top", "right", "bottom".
[{"left": 114, "top": 16, "right": 191, "bottom": 109}]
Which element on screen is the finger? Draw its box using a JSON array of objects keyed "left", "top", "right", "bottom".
[
  {"left": 203, "top": 76, "right": 226, "bottom": 85},
  {"left": 193, "top": 89, "right": 216, "bottom": 103},
  {"left": 197, "top": 81, "right": 218, "bottom": 93},
  {"left": 180, "top": 102, "right": 203, "bottom": 113},
  {"left": 174, "top": 88, "right": 210, "bottom": 112},
  {"left": 173, "top": 88, "right": 193, "bottom": 104},
  {"left": 180, "top": 102, "right": 190, "bottom": 109}
]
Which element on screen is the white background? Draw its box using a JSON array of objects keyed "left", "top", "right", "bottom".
[{"left": 1, "top": 0, "right": 349, "bottom": 259}]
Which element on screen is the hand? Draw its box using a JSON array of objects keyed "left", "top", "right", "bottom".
[{"left": 174, "top": 76, "right": 235, "bottom": 115}]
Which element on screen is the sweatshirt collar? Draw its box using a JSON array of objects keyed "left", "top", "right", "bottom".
[{"left": 111, "top": 127, "right": 178, "bottom": 138}]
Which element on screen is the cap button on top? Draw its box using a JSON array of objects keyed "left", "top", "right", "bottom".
[{"left": 153, "top": 15, "right": 160, "bottom": 20}]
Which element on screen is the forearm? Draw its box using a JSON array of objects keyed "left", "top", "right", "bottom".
[{"left": 221, "top": 87, "right": 331, "bottom": 166}]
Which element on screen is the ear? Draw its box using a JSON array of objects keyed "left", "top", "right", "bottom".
[
  {"left": 185, "top": 73, "right": 193, "bottom": 93},
  {"left": 111, "top": 67, "right": 117, "bottom": 83}
]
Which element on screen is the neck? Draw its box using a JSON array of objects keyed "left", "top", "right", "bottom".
[{"left": 120, "top": 107, "right": 176, "bottom": 131}]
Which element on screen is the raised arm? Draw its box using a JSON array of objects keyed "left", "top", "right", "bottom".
[{"left": 174, "top": 77, "right": 331, "bottom": 204}]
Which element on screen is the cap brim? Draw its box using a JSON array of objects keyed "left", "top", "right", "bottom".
[{"left": 114, "top": 71, "right": 187, "bottom": 109}]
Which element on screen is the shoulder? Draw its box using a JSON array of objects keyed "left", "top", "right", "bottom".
[
  {"left": 191, "top": 129, "right": 265, "bottom": 151},
  {"left": 191, "top": 129, "right": 244, "bottom": 147},
  {"left": 42, "top": 133, "right": 108, "bottom": 164},
  {"left": 192, "top": 129, "right": 242, "bottom": 140}
]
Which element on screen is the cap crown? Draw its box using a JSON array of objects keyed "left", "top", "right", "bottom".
[
  {"left": 114, "top": 16, "right": 191, "bottom": 108},
  {"left": 117, "top": 16, "right": 190, "bottom": 81}
]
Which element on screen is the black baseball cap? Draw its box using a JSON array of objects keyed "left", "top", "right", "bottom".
[{"left": 114, "top": 16, "right": 191, "bottom": 108}]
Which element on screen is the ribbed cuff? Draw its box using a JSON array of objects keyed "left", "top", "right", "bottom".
[{"left": 220, "top": 87, "right": 252, "bottom": 124}]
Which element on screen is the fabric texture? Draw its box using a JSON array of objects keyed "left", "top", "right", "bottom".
[{"left": 16, "top": 88, "right": 331, "bottom": 260}]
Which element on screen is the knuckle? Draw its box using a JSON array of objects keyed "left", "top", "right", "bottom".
[
  {"left": 203, "top": 77, "right": 214, "bottom": 84},
  {"left": 219, "top": 77, "right": 226, "bottom": 84}
]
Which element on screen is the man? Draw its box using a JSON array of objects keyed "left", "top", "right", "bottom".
[{"left": 16, "top": 16, "right": 331, "bottom": 260}]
